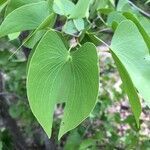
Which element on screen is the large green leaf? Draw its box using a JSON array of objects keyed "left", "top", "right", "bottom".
[
  {"left": 27, "top": 30, "right": 99, "bottom": 139},
  {"left": 111, "top": 52, "right": 141, "bottom": 127},
  {"left": 0, "top": 1, "right": 50, "bottom": 38},
  {"left": 69, "top": 0, "right": 91, "bottom": 19},
  {"left": 111, "top": 20, "right": 150, "bottom": 107},
  {"left": 5, "top": 0, "right": 44, "bottom": 15}
]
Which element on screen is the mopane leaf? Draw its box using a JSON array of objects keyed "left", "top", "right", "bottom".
[
  {"left": 111, "top": 52, "right": 141, "bottom": 127},
  {"left": 111, "top": 20, "right": 150, "bottom": 107},
  {"left": 27, "top": 30, "right": 99, "bottom": 139},
  {"left": 0, "top": 1, "right": 50, "bottom": 38}
]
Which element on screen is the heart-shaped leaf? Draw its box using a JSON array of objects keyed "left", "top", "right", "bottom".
[
  {"left": 27, "top": 30, "right": 99, "bottom": 139},
  {"left": 111, "top": 20, "right": 150, "bottom": 107},
  {"left": 0, "top": 1, "right": 50, "bottom": 38}
]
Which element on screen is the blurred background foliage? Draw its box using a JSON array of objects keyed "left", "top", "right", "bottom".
[{"left": 0, "top": 0, "right": 150, "bottom": 150}]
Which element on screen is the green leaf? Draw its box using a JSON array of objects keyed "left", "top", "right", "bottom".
[
  {"left": 73, "top": 18, "right": 85, "bottom": 31},
  {"left": 79, "top": 139, "right": 96, "bottom": 150},
  {"left": 8, "top": 32, "right": 20, "bottom": 41},
  {"left": 0, "top": 0, "right": 7, "bottom": 13},
  {"left": 0, "top": 1, "right": 50, "bottom": 38},
  {"left": 24, "top": 30, "right": 46, "bottom": 49},
  {"left": 111, "top": 52, "right": 141, "bottom": 127},
  {"left": 27, "top": 30, "right": 99, "bottom": 139},
  {"left": 0, "top": 0, "right": 7, "bottom": 5},
  {"left": 139, "top": 16, "right": 150, "bottom": 36},
  {"left": 63, "top": 20, "right": 78, "bottom": 36},
  {"left": 69, "top": 0, "right": 91, "bottom": 19},
  {"left": 123, "top": 12, "right": 150, "bottom": 50},
  {"left": 24, "top": 12, "right": 56, "bottom": 49},
  {"left": 5, "top": 0, "right": 44, "bottom": 15},
  {"left": 107, "top": 11, "right": 127, "bottom": 30},
  {"left": 117, "top": 0, "right": 131, "bottom": 11},
  {"left": 64, "top": 130, "right": 81, "bottom": 150},
  {"left": 111, "top": 20, "right": 150, "bottom": 107},
  {"left": 96, "top": 0, "right": 108, "bottom": 10},
  {"left": 0, "top": 50, "right": 10, "bottom": 67},
  {"left": 53, "top": 0, "right": 75, "bottom": 16},
  {"left": 9, "top": 12, "right": 56, "bottom": 59},
  {"left": 81, "top": 32, "right": 102, "bottom": 46}
]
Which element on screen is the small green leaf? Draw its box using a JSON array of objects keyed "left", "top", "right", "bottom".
[
  {"left": 8, "top": 32, "right": 20, "bottom": 41},
  {"left": 96, "top": 0, "right": 109, "bottom": 10},
  {"left": 111, "top": 20, "right": 150, "bottom": 107},
  {"left": 73, "top": 18, "right": 85, "bottom": 31},
  {"left": 53, "top": 0, "right": 75, "bottom": 16},
  {"left": 69, "top": 0, "right": 91, "bottom": 19},
  {"left": 0, "top": 1, "right": 50, "bottom": 38},
  {"left": 64, "top": 130, "right": 81, "bottom": 150},
  {"left": 81, "top": 32, "right": 102, "bottom": 46},
  {"left": 27, "top": 30, "right": 99, "bottom": 139},
  {"left": 63, "top": 20, "right": 78, "bottom": 36}
]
